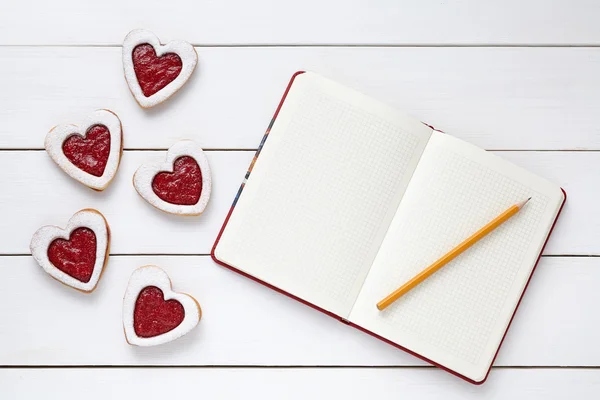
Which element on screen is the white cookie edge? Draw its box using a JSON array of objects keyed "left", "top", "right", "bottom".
[
  {"left": 44, "top": 109, "right": 123, "bottom": 191},
  {"left": 30, "top": 209, "right": 110, "bottom": 292},
  {"left": 122, "top": 29, "right": 198, "bottom": 108},
  {"left": 123, "top": 265, "right": 201, "bottom": 346},
  {"left": 133, "top": 140, "right": 212, "bottom": 216}
]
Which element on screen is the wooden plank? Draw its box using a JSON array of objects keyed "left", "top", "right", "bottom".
[
  {"left": 1, "top": 47, "right": 600, "bottom": 150},
  {"left": 0, "top": 151, "right": 253, "bottom": 255},
  {"left": 1, "top": 1, "right": 599, "bottom": 45},
  {"left": 1, "top": 368, "right": 600, "bottom": 398},
  {"left": 0, "top": 256, "right": 598, "bottom": 366},
  {"left": 0, "top": 151, "right": 593, "bottom": 255}
]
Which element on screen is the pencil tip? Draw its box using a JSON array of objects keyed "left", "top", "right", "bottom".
[{"left": 517, "top": 197, "right": 532, "bottom": 209}]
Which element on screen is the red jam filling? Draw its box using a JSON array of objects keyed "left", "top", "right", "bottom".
[
  {"left": 47, "top": 227, "right": 97, "bottom": 283},
  {"left": 152, "top": 156, "right": 202, "bottom": 205},
  {"left": 62, "top": 124, "right": 111, "bottom": 177},
  {"left": 132, "top": 44, "right": 183, "bottom": 97},
  {"left": 134, "top": 286, "right": 185, "bottom": 338}
]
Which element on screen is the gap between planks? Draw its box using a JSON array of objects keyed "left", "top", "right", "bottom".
[
  {"left": 1, "top": 254, "right": 599, "bottom": 257},
  {"left": 0, "top": 148, "right": 256, "bottom": 152},
  {"left": 3, "top": 149, "right": 600, "bottom": 152},
  {"left": 1, "top": 365, "right": 599, "bottom": 370},
  {"left": 2, "top": 44, "right": 600, "bottom": 48}
]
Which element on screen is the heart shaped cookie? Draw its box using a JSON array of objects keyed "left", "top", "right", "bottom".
[
  {"left": 133, "top": 140, "right": 212, "bottom": 215},
  {"left": 45, "top": 109, "right": 123, "bottom": 191},
  {"left": 123, "top": 266, "right": 201, "bottom": 346},
  {"left": 30, "top": 209, "right": 110, "bottom": 292},
  {"left": 123, "top": 29, "right": 198, "bottom": 108}
]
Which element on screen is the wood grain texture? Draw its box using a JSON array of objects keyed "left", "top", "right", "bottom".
[
  {"left": 0, "top": 151, "right": 590, "bottom": 255},
  {"left": 0, "top": 256, "right": 597, "bottom": 366},
  {"left": 3, "top": 368, "right": 600, "bottom": 399},
  {"left": 1, "top": 0, "right": 600, "bottom": 45},
  {"left": 2, "top": 47, "right": 600, "bottom": 150}
]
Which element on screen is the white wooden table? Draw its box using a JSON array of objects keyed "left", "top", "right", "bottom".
[{"left": 1, "top": 1, "right": 600, "bottom": 397}]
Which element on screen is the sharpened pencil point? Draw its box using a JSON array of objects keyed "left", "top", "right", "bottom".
[{"left": 516, "top": 197, "right": 531, "bottom": 209}]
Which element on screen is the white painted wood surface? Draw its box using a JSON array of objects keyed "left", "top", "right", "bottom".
[
  {"left": 0, "top": 0, "right": 598, "bottom": 397},
  {"left": 2, "top": 369, "right": 600, "bottom": 399},
  {"left": 2, "top": 47, "right": 600, "bottom": 150},
  {"left": 0, "top": 256, "right": 598, "bottom": 366},
  {"left": 0, "top": 151, "right": 252, "bottom": 255},
  {"left": 1, "top": 0, "right": 599, "bottom": 45}
]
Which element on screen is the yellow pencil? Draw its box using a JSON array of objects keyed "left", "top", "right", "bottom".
[{"left": 376, "top": 197, "right": 532, "bottom": 311}]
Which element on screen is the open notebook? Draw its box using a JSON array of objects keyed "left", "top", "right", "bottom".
[{"left": 212, "top": 71, "right": 566, "bottom": 384}]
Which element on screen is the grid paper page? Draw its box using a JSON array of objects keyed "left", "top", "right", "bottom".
[
  {"left": 214, "top": 72, "right": 432, "bottom": 317},
  {"left": 350, "top": 132, "right": 564, "bottom": 382}
]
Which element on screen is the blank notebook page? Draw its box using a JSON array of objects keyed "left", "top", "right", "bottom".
[
  {"left": 214, "top": 72, "right": 432, "bottom": 317},
  {"left": 349, "top": 132, "right": 564, "bottom": 382}
]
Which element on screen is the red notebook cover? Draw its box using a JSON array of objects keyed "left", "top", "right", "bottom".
[{"left": 211, "top": 71, "right": 567, "bottom": 384}]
